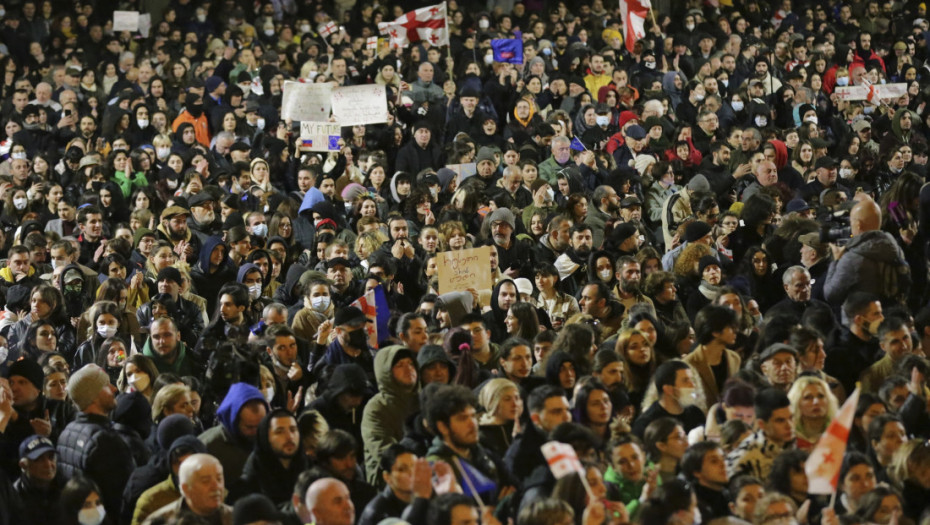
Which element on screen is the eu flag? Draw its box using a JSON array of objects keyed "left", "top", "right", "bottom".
[
  {"left": 455, "top": 457, "right": 497, "bottom": 496},
  {"left": 491, "top": 38, "right": 524, "bottom": 64},
  {"left": 570, "top": 137, "right": 587, "bottom": 152}
]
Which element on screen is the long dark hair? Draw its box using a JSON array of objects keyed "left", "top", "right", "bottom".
[{"left": 59, "top": 477, "right": 102, "bottom": 525}]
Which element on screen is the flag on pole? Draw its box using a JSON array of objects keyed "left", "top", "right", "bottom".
[
  {"left": 805, "top": 387, "right": 861, "bottom": 494},
  {"left": 541, "top": 441, "right": 585, "bottom": 479},
  {"left": 378, "top": 2, "right": 448, "bottom": 49},
  {"left": 366, "top": 36, "right": 378, "bottom": 50},
  {"left": 318, "top": 21, "right": 337, "bottom": 37},
  {"left": 453, "top": 457, "right": 497, "bottom": 497},
  {"left": 619, "top": 0, "right": 651, "bottom": 53},
  {"left": 491, "top": 38, "right": 524, "bottom": 64},
  {"left": 350, "top": 285, "right": 390, "bottom": 349},
  {"left": 570, "top": 137, "right": 587, "bottom": 152}
]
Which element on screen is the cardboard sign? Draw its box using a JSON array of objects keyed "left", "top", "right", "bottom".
[
  {"left": 281, "top": 81, "right": 332, "bottom": 121},
  {"left": 437, "top": 246, "right": 492, "bottom": 295},
  {"left": 834, "top": 83, "right": 907, "bottom": 101},
  {"left": 300, "top": 121, "right": 342, "bottom": 152},
  {"left": 331, "top": 84, "right": 389, "bottom": 126},
  {"left": 113, "top": 11, "right": 140, "bottom": 32},
  {"left": 446, "top": 163, "right": 477, "bottom": 185}
]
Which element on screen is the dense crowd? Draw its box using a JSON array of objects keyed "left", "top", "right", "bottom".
[{"left": 2, "top": 0, "right": 930, "bottom": 524}]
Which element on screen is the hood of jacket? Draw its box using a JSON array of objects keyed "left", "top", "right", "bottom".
[
  {"left": 846, "top": 230, "right": 907, "bottom": 263},
  {"left": 768, "top": 139, "right": 788, "bottom": 169},
  {"left": 215, "top": 382, "right": 268, "bottom": 439},
  {"left": 488, "top": 278, "right": 517, "bottom": 322},
  {"left": 437, "top": 291, "right": 474, "bottom": 326},
  {"left": 323, "top": 363, "right": 371, "bottom": 401},
  {"left": 298, "top": 187, "right": 326, "bottom": 216},
  {"left": 416, "top": 344, "right": 457, "bottom": 377},
  {"left": 238, "top": 262, "right": 261, "bottom": 283},
  {"left": 198, "top": 235, "right": 229, "bottom": 273},
  {"left": 892, "top": 107, "right": 916, "bottom": 142},
  {"left": 374, "top": 344, "right": 418, "bottom": 397},
  {"left": 281, "top": 263, "right": 308, "bottom": 302},
  {"left": 253, "top": 407, "right": 307, "bottom": 471},
  {"left": 545, "top": 350, "right": 575, "bottom": 386}
]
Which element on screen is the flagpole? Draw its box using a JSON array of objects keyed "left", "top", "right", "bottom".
[
  {"left": 577, "top": 469, "right": 598, "bottom": 504},
  {"left": 452, "top": 456, "right": 487, "bottom": 508},
  {"left": 444, "top": 1, "right": 452, "bottom": 71}
]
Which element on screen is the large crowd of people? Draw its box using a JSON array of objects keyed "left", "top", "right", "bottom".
[{"left": 1, "top": 0, "right": 930, "bottom": 524}]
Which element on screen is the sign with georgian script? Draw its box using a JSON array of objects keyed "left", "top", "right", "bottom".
[
  {"left": 437, "top": 246, "right": 492, "bottom": 295},
  {"left": 331, "top": 84, "right": 389, "bottom": 126},
  {"left": 281, "top": 81, "right": 332, "bottom": 121}
]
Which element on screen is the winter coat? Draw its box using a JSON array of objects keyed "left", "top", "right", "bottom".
[
  {"left": 362, "top": 345, "right": 420, "bottom": 485},
  {"left": 234, "top": 410, "right": 308, "bottom": 505},
  {"left": 198, "top": 383, "right": 269, "bottom": 483},
  {"left": 190, "top": 235, "right": 237, "bottom": 315},
  {"left": 57, "top": 412, "right": 135, "bottom": 518},
  {"left": 823, "top": 230, "right": 911, "bottom": 306}
]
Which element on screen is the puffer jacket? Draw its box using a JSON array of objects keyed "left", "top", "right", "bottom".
[
  {"left": 361, "top": 345, "right": 419, "bottom": 485},
  {"left": 823, "top": 230, "right": 911, "bottom": 306},
  {"left": 57, "top": 412, "right": 135, "bottom": 518}
]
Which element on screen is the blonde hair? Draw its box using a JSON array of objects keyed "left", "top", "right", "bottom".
[
  {"left": 478, "top": 378, "right": 520, "bottom": 425},
  {"left": 787, "top": 376, "right": 838, "bottom": 439},
  {"left": 151, "top": 384, "right": 191, "bottom": 422},
  {"left": 356, "top": 230, "right": 389, "bottom": 259},
  {"left": 889, "top": 438, "right": 930, "bottom": 488}
]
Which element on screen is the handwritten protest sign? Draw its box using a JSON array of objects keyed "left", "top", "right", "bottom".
[
  {"left": 446, "top": 163, "right": 477, "bottom": 185},
  {"left": 113, "top": 11, "right": 140, "bottom": 32},
  {"left": 331, "top": 84, "right": 388, "bottom": 126},
  {"left": 437, "top": 246, "right": 492, "bottom": 295},
  {"left": 835, "top": 83, "right": 907, "bottom": 101},
  {"left": 138, "top": 13, "right": 152, "bottom": 37},
  {"left": 299, "top": 121, "right": 342, "bottom": 152},
  {"left": 281, "top": 81, "right": 332, "bottom": 121}
]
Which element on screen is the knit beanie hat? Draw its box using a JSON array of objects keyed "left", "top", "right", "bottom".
[
  {"left": 8, "top": 359, "right": 43, "bottom": 391},
  {"left": 67, "top": 364, "right": 111, "bottom": 411}
]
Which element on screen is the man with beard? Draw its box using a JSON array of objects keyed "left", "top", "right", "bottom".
[
  {"left": 531, "top": 214, "right": 572, "bottom": 266},
  {"left": 487, "top": 208, "right": 532, "bottom": 279},
  {"left": 199, "top": 382, "right": 269, "bottom": 482},
  {"left": 187, "top": 192, "right": 220, "bottom": 243},
  {"left": 619, "top": 196, "right": 653, "bottom": 246},
  {"left": 612, "top": 257, "right": 652, "bottom": 319},
  {"left": 553, "top": 223, "right": 595, "bottom": 296},
  {"left": 426, "top": 385, "right": 513, "bottom": 503},
  {"left": 236, "top": 409, "right": 306, "bottom": 505},
  {"left": 146, "top": 454, "right": 233, "bottom": 523},
  {"left": 315, "top": 430, "right": 378, "bottom": 518},
  {"left": 157, "top": 205, "right": 202, "bottom": 265},
  {"left": 826, "top": 292, "right": 885, "bottom": 395},
  {"left": 579, "top": 282, "right": 625, "bottom": 340},
  {"left": 136, "top": 267, "right": 205, "bottom": 347},
  {"left": 586, "top": 185, "right": 620, "bottom": 249},
  {"left": 76, "top": 205, "right": 106, "bottom": 266}
]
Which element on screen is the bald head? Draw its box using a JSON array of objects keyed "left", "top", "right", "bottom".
[
  {"left": 850, "top": 198, "right": 881, "bottom": 235},
  {"left": 305, "top": 478, "right": 355, "bottom": 525},
  {"left": 756, "top": 161, "right": 778, "bottom": 186}
]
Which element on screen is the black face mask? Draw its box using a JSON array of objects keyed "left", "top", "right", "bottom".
[{"left": 345, "top": 327, "right": 368, "bottom": 349}]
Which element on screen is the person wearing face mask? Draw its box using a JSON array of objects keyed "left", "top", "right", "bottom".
[
  {"left": 237, "top": 263, "right": 273, "bottom": 323},
  {"left": 292, "top": 278, "right": 334, "bottom": 344},
  {"left": 676, "top": 80, "right": 707, "bottom": 127},
  {"left": 311, "top": 306, "right": 375, "bottom": 389},
  {"left": 824, "top": 292, "right": 886, "bottom": 395},
  {"left": 171, "top": 92, "right": 211, "bottom": 148},
  {"left": 631, "top": 361, "right": 706, "bottom": 438},
  {"left": 73, "top": 301, "right": 125, "bottom": 370}
]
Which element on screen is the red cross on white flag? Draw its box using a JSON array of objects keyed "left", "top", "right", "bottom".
[
  {"left": 805, "top": 387, "right": 860, "bottom": 494},
  {"left": 367, "top": 36, "right": 378, "bottom": 50},
  {"left": 620, "top": 0, "right": 651, "bottom": 53},
  {"left": 319, "top": 21, "right": 337, "bottom": 37},
  {"left": 378, "top": 2, "right": 448, "bottom": 49}
]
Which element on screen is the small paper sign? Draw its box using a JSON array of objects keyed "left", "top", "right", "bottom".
[
  {"left": 113, "top": 11, "right": 140, "bottom": 32},
  {"left": 300, "top": 121, "right": 342, "bottom": 152}
]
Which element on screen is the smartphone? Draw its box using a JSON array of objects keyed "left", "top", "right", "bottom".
[{"left": 64, "top": 109, "right": 72, "bottom": 117}]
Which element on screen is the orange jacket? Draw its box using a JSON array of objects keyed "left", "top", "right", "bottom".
[{"left": 171, "top": 111, "right": 211, "bottom": 148}]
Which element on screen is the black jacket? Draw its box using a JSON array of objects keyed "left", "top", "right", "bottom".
[
  {"left": 136, "top": 295, "right": 205, "bottom": 348},
  {"left": 359, "top": 485, "right": 411, "bottom": 525},
  {"left": 11, "top": 474, "right": 62, "bottom": 525},
  {"left": 57, "top": 412, "right": 135, "bottom": 519},
  {"left": 395, "top": 140, "right": 442, "bottom": 175},
  {"left": 234, "top": 410, "right": 308, "bottom": 506}
]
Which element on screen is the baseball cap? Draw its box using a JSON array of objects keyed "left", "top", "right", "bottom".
[
  {"left": 19, "top": 435, "right": 56, "bottom": 460},
  {"left": 335, "top": 306, "right": 368, "bottom": 327}
]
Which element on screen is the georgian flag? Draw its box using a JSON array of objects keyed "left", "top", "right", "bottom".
[
  {"left": 541, "top": 441, "right": 585, "bottom": 479},
  {"left": 318, "top": 21, "right": 337, "bottom": 37},
  {"left": 805, "top": 387, "right": 860, "bottom": 494},
  {"left": 378, "top": 2, "right": 448, "bottom": 49},
  {"left": 620, "top": 0, "right": 651, "bottom": 53},
  {"left": 366, "top": 36, "right": 378, "bottom": 50}
]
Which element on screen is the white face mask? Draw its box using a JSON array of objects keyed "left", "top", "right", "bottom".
[
  {"left": 805, "top": 115, "right": 818, "bottom": 125},
  {"left": 644, "top": 61, "right": 656, "bottom": 69},
  {"left": 156, "top": 146, "right": 171, "bottom": 160},
  {"left": 264, "top": 29, "right": 275, "bottom": 37},
  {"left": 300, "top": 24, "right": 311, "bottom": 33},
  {"left": 13, "top": 197, "right": 27, "bottom": 210},
  {"left": 263, "top": 386, "right": 275, "bottom": 402},
  {"left": 686, "top": 23, "right": 695, "bottom": 31},
  {"left": 596, "top": 115, "right": 610, "bottom": 126},
  {"left": 721, "top": 79, "right": 729, "bottom": 87},
  {"left": 248, "top": 283, "right": 262, "bottom": 300},
  {"left": 166, "top": 179, "right": 179, "bottom": 189},
  {"left": 239, "top": 84, "right": 251, "bottom": 96},
  {"left": 484, "top": 54, "right": 494, "bottom": 65},
  {"left": 429, "top": 187, "right": 439, "bottom": 199},
  {"left": 731, "top": 101, "right": 744, "bottom": 112},
  {"left": 11, "top": 152, "right": 26, "bottom": 160},
  {"left": 137, "top": 118, "right": 149, "bottom": 129},
  {"left": 755, "top": 116, "right": 768, "bottom": 127},
  {"left": 311, "top": 295, "right": 331, "bottom": 313},
  {"left": 693, "top": 93, "right": 705, "bottom": 102},
  {"left": 836, "top": 76, "right": 849, "bottom": 86},
  {"left": 97, "top": 324, "right": 118, "bottom": 338},
  {"left": 256, "top": 118, "right": 266, "bottom": 130},
  {"left": 78, "top": 505, "right": 106, "bottom": 525},
  {"left": 863, "top": 105, "right": 875, "bottom": 114},
  {"left": 839, "top": 167, "right": 854, "bottom": 179},
  {"left": 598, "top": 269, "right": 613, "bottom": 281},
  {"left": 129, "top": 373, "right": 150, "bottom": 392},
  {"left": 251, "top": 223, "right": 267, "bottom": 237},
  {"left": 677, "top": 387, "right": 698, "bottom": 406},
  {"left": 196, "top": 14, "right": 207, "bottom": 23},
  {"left": 479, "top": 19, "right": 490, "bottom": 29}
]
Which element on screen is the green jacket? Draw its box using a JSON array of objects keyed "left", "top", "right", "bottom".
[
  {"left": 361, "top": 345, "right": 419, "bottom": 486},
  {"left": 604, "top": 463, "right": 661, "bottom": 519},
  {"left": 113, "top": 170, "right": 148, "bottom": 198},
  {"left": 141, "top": 339, "right": 196, "bottom": 377}
]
